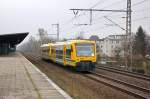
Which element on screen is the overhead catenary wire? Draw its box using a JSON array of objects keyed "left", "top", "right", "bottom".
[
  {"left": 76, "top": 14, "right": 150, "bottom": 38},
  {"left": 62, "top": 0, "right": 128, "bottom": 32},
  {"left": 61, "top": 0, "right": 107, "bottom": 27},
  {"left": 61, "top": 0, "right": 150, "bottom": 39},
  {"left": 61, "top": 0, "right": 126, "bottom": 33},
  {"left": 61, "top": 0, "right": 128, "bottom": 30},
  {"left": 84, "top": 0, "right": 150, "bottom": 29}
]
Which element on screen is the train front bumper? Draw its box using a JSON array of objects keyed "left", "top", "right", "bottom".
[{"left": 76, "top": 61, "right": 96, "bottom": 71}]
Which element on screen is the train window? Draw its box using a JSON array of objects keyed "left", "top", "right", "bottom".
[
  {"left": 66, "top": 49, "right": 71, "bottom": 58},
  {"left": 76, "top": 43, "right": 94, "bottom": 56},
  {"left": 56, "top": 49, "right": 63, "bottom": 59}
]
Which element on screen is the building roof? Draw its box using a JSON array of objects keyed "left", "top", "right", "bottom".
[
  {"left": 97, "top": 34, "right": 127, "bottom": 41},
  {"left": 0, "top": 32, "right": 29, "bottom": 45}
]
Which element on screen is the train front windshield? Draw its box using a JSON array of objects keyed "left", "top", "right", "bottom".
[{"left": 76, "top": 43, "right": 95, "bottom": 56}]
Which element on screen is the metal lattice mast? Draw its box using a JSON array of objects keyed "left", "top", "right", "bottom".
[
  {"left": 126, "top": 0, "right": 132, "bottom": 68},
  {"left": 52, "top": 23, "right": 60, "bottom": 41},
  {"left": 126, "top": 0, "right": 131, "bottom": 37}
]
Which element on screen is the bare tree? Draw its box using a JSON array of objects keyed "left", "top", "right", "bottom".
[{"left": 38, "top": 28, "right": 52, "bottom": 44}]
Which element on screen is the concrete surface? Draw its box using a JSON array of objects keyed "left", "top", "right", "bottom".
[{"left": 0, "top": 52, "right": 72, "bottom": 99}]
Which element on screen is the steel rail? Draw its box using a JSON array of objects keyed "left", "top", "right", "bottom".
[
  {"left": 96, "top": 66, "right": 150, "bottom": 81},
  {"left": 84, "top": 72, "right": 150, "bottom": 99}
]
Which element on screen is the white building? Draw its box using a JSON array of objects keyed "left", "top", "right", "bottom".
[{"left": 97, "top": 35, "right": 127, "bottom": 57}]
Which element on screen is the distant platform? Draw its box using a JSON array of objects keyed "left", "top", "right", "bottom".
[{"left": 0, "top": 52, "right": 72, "bottom": 99}]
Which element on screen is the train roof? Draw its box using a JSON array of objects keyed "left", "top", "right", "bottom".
[
  {"left": 41, "top": 40, "right": 95, "bottom": 47},
  {"left": 40, "top": 44, "right": 50, "bottom": 47}
]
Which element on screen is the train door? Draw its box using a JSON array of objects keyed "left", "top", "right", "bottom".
[
  {"left": 48, "top": 45, "right": 51, "bottom": 58},
  {"left": 51, "top": 46, "right": 56, "bottom": 61},
  {"left": 63, "top": 45, "right": 66, "bottom": 65},
  {"left": 66, "top": 45, "right": 71, "bottom": 65}
]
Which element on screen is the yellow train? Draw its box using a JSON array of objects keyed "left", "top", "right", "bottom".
[{"left": 40, "top": 40, "right": 96, "bottom": 71}]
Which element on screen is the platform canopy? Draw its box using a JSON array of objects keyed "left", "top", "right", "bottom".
[
  {"left": 0, "top": 32, "right": 29, "bottom": 55},
  {"left": 0, "top": 32, "right": 29, "bottom": 45}
]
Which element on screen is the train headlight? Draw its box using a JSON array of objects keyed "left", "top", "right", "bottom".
[{"left": 91, "top": 53, "right": 94, "bottom": 56}]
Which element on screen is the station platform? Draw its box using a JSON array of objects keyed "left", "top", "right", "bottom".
[{"left": 0, "top": 52, "right": 72, "bottom": 99}]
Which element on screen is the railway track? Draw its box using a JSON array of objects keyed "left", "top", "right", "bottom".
[
  {"left": 84, "top": 72, "right": 150, "bottom": 99},
  {"left": 24, "top": 53, "right": 150, "bottom": 99},
  {"left": 96, "top": 66, "right": 150, "bottom": 81}
]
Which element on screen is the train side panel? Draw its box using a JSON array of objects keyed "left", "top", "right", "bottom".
[
  {"left": 40, "top": 44, "right": 50, "bottom": 60},
  {"left": 55, "top": 45, "right": 64, "bottom": 64},
  {"left": 50, "top": 45, "right": 56, "bottom": 62}
]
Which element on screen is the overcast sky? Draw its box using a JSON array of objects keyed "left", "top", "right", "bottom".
[{"left": 0, "top": 0, "right": 150, "bottom": 42}]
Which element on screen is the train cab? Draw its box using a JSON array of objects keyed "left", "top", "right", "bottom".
[{"left": 65, "top": 40, "right": 96, "bottom": 71}]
